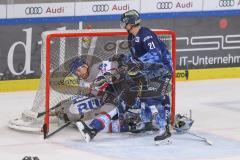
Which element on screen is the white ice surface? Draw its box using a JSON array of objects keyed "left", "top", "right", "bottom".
[{"left": 0, "top": 78, "right": 240, "bottom": 160}]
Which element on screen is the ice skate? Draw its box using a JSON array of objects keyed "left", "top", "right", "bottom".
[
  {"left": 154, "top": 125, "right": 172, "bottom": 145},
  {"left": 76, "top": 121, "right": 98, "bottom": 142}
]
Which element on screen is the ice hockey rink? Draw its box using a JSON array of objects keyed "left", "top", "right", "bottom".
[{"left": 0, "top": 78, "right": 240, "bottom": 160}]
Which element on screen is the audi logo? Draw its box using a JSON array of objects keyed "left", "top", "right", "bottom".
[
  {"left": 219, "top": 0, "right": 235, "bottom": 7},
  {"left": 25, "top": 7, "right": 43, "bottom": 15},
  {"left": 156, "top": 2, "right": 173, "bottom": 9},
  {"left": 92, "top": 4, "right": 109, "bottom": 12}
]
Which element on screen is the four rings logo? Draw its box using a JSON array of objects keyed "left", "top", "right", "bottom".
[
  {"left": 25, "top": 7, "right": 43, "bottom": 15},
  {"left": 92, "top": 4, "right": 109, "bottom": 12},
  {"left": 219, "top": 0, "right": 235, "bottom": 7},
  {"left": 156, "top": 2, "right": 173, "bottom": 9}
]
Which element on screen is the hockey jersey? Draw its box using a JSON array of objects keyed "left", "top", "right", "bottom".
[
  {"left": 78, "top": 61, "right": 119, "bottom": 95},
  {"left": 128, "top": 27, "right": 172, "bottom": 71}
]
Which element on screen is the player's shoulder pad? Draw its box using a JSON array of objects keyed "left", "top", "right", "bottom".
[{"left": 141, "top": 27, "right": 154, "bottom": 42}]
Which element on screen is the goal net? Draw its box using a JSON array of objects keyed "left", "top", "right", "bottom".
[{"left": 8, "top": 29, "right": 176, "bottom": 137}]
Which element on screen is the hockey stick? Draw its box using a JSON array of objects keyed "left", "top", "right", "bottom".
[
  {"left": 186, "top": 132, "right": 213, "bottom": 146},
  {"left": 37, "top": 97, "right": 74, "bottom": 118},
  {"left": 42, "top": 95, "right": 102, "bottom": 139},
  {"left": 187, "top": 110, "right": 213, "bottom": 145},
  {"left": 37, "top": 96, "right": 91, "bottom": 118},
  {"left": 174, "top": 128, "right": 213, "bottom": 146},
  {"left": 43, "top": 121, "right": 72, "bottom": 139},
  {"left": 174, "top": 110, "right": 212, "bottom": 145}
]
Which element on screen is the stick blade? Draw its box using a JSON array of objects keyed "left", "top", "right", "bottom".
[{"left": 206, "top": 140, "right": 213, "bottom": 146}]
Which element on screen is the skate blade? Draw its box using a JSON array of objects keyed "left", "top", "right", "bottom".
[
  {"left": 154, "top": 138, "right": 172, "bottom": 146},
  {"left": 76, "top": 122, "right": 91, "bottom": 143}
]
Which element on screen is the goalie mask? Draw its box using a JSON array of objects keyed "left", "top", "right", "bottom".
[{"left": 174, "top": 114, "right": 194, "bottom": 133}]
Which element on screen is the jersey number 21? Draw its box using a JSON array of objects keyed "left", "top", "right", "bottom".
[{"left": 148, "top": 42, "right": 155, "bottom": 49}]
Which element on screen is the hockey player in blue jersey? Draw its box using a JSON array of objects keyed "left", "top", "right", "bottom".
[
  {"left": 119, "top": 9, "right": 173, "bottom": 143},
  {"left": 76, "top": 10, "right": 173, "bottom": 143}
]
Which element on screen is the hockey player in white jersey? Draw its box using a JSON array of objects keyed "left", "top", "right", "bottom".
[
  {"left": 54, "top": 56, "right": 121, "bottom": 125},
  {"left": 69, "top": 55, "right": 120, "bottom": 96}
]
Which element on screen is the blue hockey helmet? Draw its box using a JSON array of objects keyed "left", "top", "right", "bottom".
[
  {"left": 120, "top": 10, "right": 141, "bottom": 29},
  {"left": 70, "top": 57, "right": 87, "bottom": 74}
]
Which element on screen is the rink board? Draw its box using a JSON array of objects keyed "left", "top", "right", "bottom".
[
  {"left": 0, "top": 67, "right": 240, "bottom": 92},
  {"left": 176, "top": 67, "right": 240, "bottom": 81}
]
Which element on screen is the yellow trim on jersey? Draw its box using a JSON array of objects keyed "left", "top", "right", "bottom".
[{"left": 0, "top": 67, "right": 240, "bottom": 92}]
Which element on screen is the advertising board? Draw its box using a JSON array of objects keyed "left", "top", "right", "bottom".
[
  {"left": 7, "top": 3, "right": 74, "bottom": 18},
  {"left": 75, "top": 0, "right": 140, "bottom": 16},
  {"left": 203, "top": 0, "right": 240, "bottom": 11},
  {"left": 0, "top": 5, "right": 6, "bottom": 19},
  {"left": 141, "top": 0, "right": 202, "bottom": 13}
]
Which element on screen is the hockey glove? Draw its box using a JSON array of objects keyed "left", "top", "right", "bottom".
[
  {"left": 127, "top": 60, "right": 144, "bottom": 79},
  {"left": 92, "top": 75, "right": 110, "bottom": 93}
]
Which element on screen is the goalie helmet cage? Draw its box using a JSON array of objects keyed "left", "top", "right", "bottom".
[{"left": 8, "top": 29, "right": 176, "bottom": 136}]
